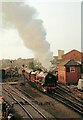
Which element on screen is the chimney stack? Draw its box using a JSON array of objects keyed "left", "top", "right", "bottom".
[{"left": 58, "top": 50, "right": 64, "bottom": 59}]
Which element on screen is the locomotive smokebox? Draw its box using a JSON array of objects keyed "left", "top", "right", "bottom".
[{"left": 44, "top": 72, "right": 57, "bottom": 87}]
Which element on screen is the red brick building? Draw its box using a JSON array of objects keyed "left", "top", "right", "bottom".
[
  {"left": 62, "top": 49, "right": 83, "bottom": 62},
  {"left": 57, "top": 49, "right": 83, "bottom": 84},
  {"left": 58, "top": 59, "right": 81, "bottom": 85}
]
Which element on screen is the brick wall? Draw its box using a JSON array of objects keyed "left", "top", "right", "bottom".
[{"left": 62, "top": 50, "right": 83, "bottom": 61}]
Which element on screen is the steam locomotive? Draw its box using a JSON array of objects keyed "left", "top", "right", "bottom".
[
  {"left": 43, "top": 72, "right": 57, "bottom": 93},
  {"left": 24, "top": 69, "right": 58, "bottom": 93}
]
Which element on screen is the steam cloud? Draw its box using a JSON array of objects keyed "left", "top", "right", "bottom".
[{"left": 2, "top": 2, "right": 53, "bottom": 70}]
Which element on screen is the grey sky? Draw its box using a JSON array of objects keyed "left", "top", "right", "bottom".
[
  {"left": 28, "top": 1, "right": 81, "bottom": 53},
  {"left": 0, "top": 0, "right": 81, "bottom": 59}
]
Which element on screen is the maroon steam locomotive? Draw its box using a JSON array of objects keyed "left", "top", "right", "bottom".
[{"left": 22, "top": 68, "right": 58, "bottom": 93}]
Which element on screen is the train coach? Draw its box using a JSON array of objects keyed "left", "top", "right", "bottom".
[
  {"left": 0, "top": 67, "right": 15, "bottom": 80},
  {"left": 0, "top": 67, "right": 10, "bottom": 80},
  {"left": 0, "top": 69, "right": 5, "bottom": 80}
]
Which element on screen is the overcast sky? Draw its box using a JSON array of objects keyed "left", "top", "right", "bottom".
[{"left": 0, "top": 0, "right": 82, "bottom": 59}]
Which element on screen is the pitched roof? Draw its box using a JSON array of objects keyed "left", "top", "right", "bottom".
[
  {"left": 61, "top": 49, "right": 83, "bottom": 62},
  {"left": 62, "top": 49, "right": 81, "bottom": 57},
  {"left": 58, "top": 60, "right": 69, "bottom": 66},
  {"left": 58, "top": 59, "right": 81, "bottom": 66}
]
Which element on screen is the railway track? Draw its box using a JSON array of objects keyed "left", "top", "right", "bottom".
[
  {"left": 48, "top": 92, "right": 83, "bottom": 116},
  {"left": 15, "top": 84, "right": 83, "bottom": 116},
  {"left": 2, "top": 84, "right": 54, "bottom": 120},
  {"left": 14, "top": 86, "right": 39, "bottom": 104},
  {"left": 58, "top": 84, "right": 83, "bottom": 99},
  {"left": 2, "top": 90, "right": 29, "bottom": 120},
  {"left": 57, "top": 84, "right": 83, "bottom": 104},
  {"left": 4, "top": 87, "right": 53, "bottom": 120},
  {"left": 3, "top": 89, "right": 35, "bottom": 120},
  {"left": 20, "top": 80, "right": 83, "bottom": 116},
  {"left": 48, "top": 85, "right": 83, "bottom": 116},
  {"left": 3, "top": 80, "right": 82, "bottom": 117}
]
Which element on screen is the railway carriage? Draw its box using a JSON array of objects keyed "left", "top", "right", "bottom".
[
  {"left": 0, "top": 67, "right": 10, "bottom": 80},
  {"left": 0, "top": 69, "right": 5, "bottom": 80}
]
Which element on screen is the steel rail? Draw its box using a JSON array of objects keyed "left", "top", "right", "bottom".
[
  {"left": 55, "top": 92, "right": 82, "bottom": 111},
  {"left": 48, "top": 92, "right": 83, "bottom": 116},
  {"left": 7, "top": 85, "right": 48, "bottom": 120},
  {"left": 55, "top": 89, "right": 82, "bottom": 108},
  {"left": 4, "top": 88, "right": 34, "bottom": 120},
  {"left": 25, "top": 81, "right": 83, "bottom": 116},
  {"left": 57, "top": 84, "right": 83, "bottom": 104}
]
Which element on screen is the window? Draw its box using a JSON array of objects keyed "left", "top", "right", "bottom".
[
  {"left": 70, "top": 67, "right": 75, "bottom": 72},
  {"left": 66, "top": 67, "right": 70, "bottom": 72}
]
